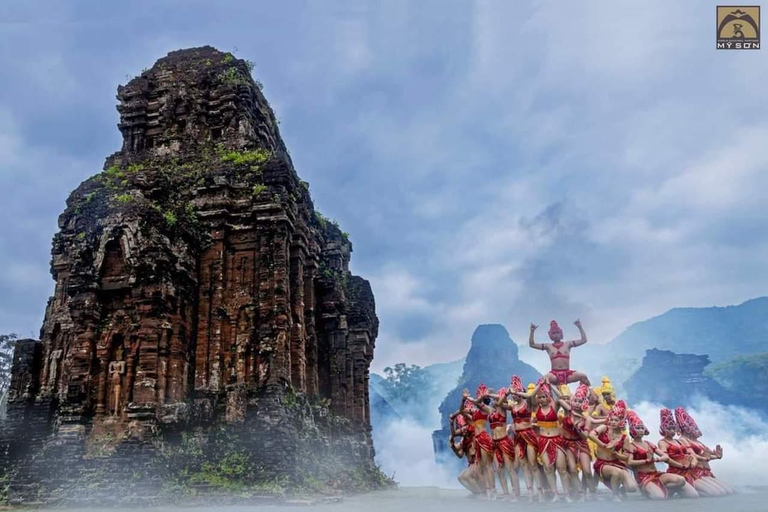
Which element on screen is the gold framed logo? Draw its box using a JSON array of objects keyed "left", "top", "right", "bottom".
[{"left": 717, "top": 6, "right": 760, "bottom": 49}]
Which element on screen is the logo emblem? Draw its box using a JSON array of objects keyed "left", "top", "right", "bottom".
[{"left": 717, "top": 6, "right": 760, "bottom": 49}]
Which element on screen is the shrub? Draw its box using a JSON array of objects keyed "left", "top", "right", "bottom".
[
  {"left": 163, "top": 211, "right": 178, "bottom": 227},
  {"left": 218, "top": 148, "right": 271, "bottom": 166}
]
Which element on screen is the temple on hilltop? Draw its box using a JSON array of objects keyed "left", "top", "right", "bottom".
[{"left": 0, "top": 46, "right": 382, "bottom": 505}]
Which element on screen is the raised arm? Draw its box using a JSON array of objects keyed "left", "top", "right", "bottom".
[
  {"left": 570, "top": 319, "right": 587, "bottom": 347},
  {"left": 464, "top": 391, "right": 493, "bottom": 414},
  {"left": 514, "top": 380, "right": 543, "bottom": 400},
  {"left": 529, "top": 323, "right": 545, "bottom": 350}
]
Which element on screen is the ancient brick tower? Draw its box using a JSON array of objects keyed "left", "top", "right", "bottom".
[{"left": 1, "top": 46, "right": 380, "bottom": 503}]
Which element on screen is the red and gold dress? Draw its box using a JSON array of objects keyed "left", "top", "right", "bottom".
[
  {"left": 593, "top": 430, "right": 628, "bottom": 489},
  {"left": 511, "top": 402, "right": 538, "bottom": 460},
  {"left": 631, "top": 442, "right": 669, "bottom": 498},
  {"left": 535, "top": 405, "right": 566, "bottom": 465},
  {"left": 665, "top": 440, "right": 695, "bottom": 485},
  {"left": 490, "top": 409, "right": 515, "bottom": 466},
  {"left": 561, "top": 414, "right": 591, "bottom": 459},
  {"left": 472, "top": 409, "right": 494, "bottom": 456}
]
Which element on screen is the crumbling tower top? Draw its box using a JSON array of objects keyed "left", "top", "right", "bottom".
[{"left": 116, "top": 46, "right": 284, "bottom": 158}]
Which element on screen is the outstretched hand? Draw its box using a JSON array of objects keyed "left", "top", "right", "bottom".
[
  {"left": 574, "top": 319, "right": 582, "bottom": 327},
  {"left": 530, "top": 323, "right": 538, "bottom": 332},
  {"left": 462, "top": 388, "right": 470, "bottom": 398}
]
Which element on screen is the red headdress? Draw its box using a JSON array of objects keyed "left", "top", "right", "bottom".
[
  {"left": 674, "top": 407, "right": 702, "bottom": 438},
  {"left": 607, "top": 399, "right": 627, "bottom": 426},
  {"left": 463, "top": 397, "right": 477, "bottom": 413},
  {"left": 573, "top": 383, "right": 590, "bottom": 411},
  {"left": 496, "top": 386, "right": 508, "bottom": 400},
  {"left": 548, "top": 320, "right": 563, "bottom": 338},
  {"left": 510, "top": 375, "right": 523, "bottom": 393},
  {"left": 626, "top": 410, "right": 647, "bottom": 438},
  {"left": 475, "top": 384, "right": 489, "bottom": 398},
  {"left": 659, "top": 408, "right": 677, "bottom": 437},
  {"left": 536, "top": 378, "right": 552, "bottom": 398}
]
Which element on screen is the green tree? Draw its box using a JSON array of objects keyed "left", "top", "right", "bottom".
[
  {"left": 0, "top": 333, "right": 18, "bottom": 418},
  {"left": 381, "top": 363, "right": 432, "bottom": 403}
]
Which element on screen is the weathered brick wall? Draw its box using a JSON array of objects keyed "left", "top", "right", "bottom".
[{"left": 2, "top": 46, "right": 383, "bottom": 505}]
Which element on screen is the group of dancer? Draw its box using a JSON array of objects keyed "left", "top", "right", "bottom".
[{"left": 448, "top": 320, "right": 735, "bottom": 501}]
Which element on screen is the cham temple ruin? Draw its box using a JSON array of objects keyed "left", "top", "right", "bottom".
[{"left": 0, "top": 46, "right": 384, "bottom": 505}]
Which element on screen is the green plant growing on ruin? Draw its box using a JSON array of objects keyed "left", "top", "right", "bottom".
[
  {"left": 252, "top": 184, "right": 267, "bottom": 197},
  {"left": 245, "top": 60, "right": 255, "bottom": 73},
  {"left": 218, "top": 147, "right": 270, "bottom": 167},
  {"left": 314, "top": 211, "right": 329, "bottom": 230},
  {"left": 163, "top": 211, "right": 178, "bottom": 228},
  {"left": 102, "top": 164, "right": 128, "bottom": 190},
  {"left": 114, "top": 193, "right": 133, "bottom": 204},
  {"left": 104, "top": 164, "right": 124, "bottom": 180},
  {"left": 126, "top": 163, "right": 144, "bottom": 174},
  {"left": 341, "top": 232, "right": 350, "bottom": 242},
  {"left": 0, "top": 467, "right": 17, "bottom": 505},
  {"left": 222, "top": 53, "right": 234, "bottom": 64},
  {"left": 272, "top": 193, "right": 281, "bottom": 203},
  {"left": 84, "top": 191, "right": 97, "bottom": 204},
  {"left": 299, "top": 180, "right": 309, "bottom": 191},
  {"left": 218, "top": 66, "right": 249, "bottom": 87},
  {"left": 75, "top": 232, "right": 86, "bottom": 242},
  {"left": 284, "top": 387, "right": 298, "bottom": 408}
]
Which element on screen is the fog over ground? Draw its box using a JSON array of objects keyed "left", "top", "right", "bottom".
[{"left": 43, "top": 487, "right": 768, "bottom": 512}]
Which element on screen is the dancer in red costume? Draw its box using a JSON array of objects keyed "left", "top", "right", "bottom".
[
  {"left": 500, "top": 375, "right": 541, "bottom": 501},
  {"left": 675, "top": 407, "right": 735, "bottom": 496},
  {"left": 588, "top": 400, "right": 638, "bottom": 501},
  {"left": 529, "top": 320, "right": 590, "bottom": 387},
  {"left": 462, "top": 385, "right": 497, "bottom": 499},
  {"left": 625, "top": 410, "right": 698, "bottom": 500},
  {"left": 657, "top": 408, "right": 698, "bottom": 486},
  {"left": 557, "top": 383, "right": 597, "bottom": 499},
  {"left": 489, "top": 386, "right": 519, "bottom": 500},
  {"left": 658, "top": 408, "right": 723, "bottom": 497},
  {"left": 527, "top": 380, "right": 572, "bottom": 501},
  {"left": 449, "top": 408, "right": 483, "bottom": 494}
]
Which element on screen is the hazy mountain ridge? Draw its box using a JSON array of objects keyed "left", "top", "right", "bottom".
[{"left": 608, "top": 297, "right": 768, "bottom": 361}]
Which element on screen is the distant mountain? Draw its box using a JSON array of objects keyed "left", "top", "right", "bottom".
[
  {"left": 705, "top": 352, "right": 768, "bottom": 396},
  {"left": 432, "top": 324, "right": 541, "bottom": 467},
  {"left": 516, "top": 297, "right": 768, "bottom": 396},
  {"left": 624, "top": 349, "right": 735, "bottom": 407},
  {"left": 607, "top": 297, "right": 768, "bottom": 362}
]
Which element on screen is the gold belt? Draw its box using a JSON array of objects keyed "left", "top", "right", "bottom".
[{"left": 537, "top": 421, "right": 559, "bottom": 428}]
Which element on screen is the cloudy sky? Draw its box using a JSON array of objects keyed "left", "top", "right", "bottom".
[{"left": 1, "top": 1, "right": 767, "bottom": 371}]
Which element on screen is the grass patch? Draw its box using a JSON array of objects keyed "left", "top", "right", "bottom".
[{"left": 252, "top": 184, "right": 267, "bottom": 197}]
